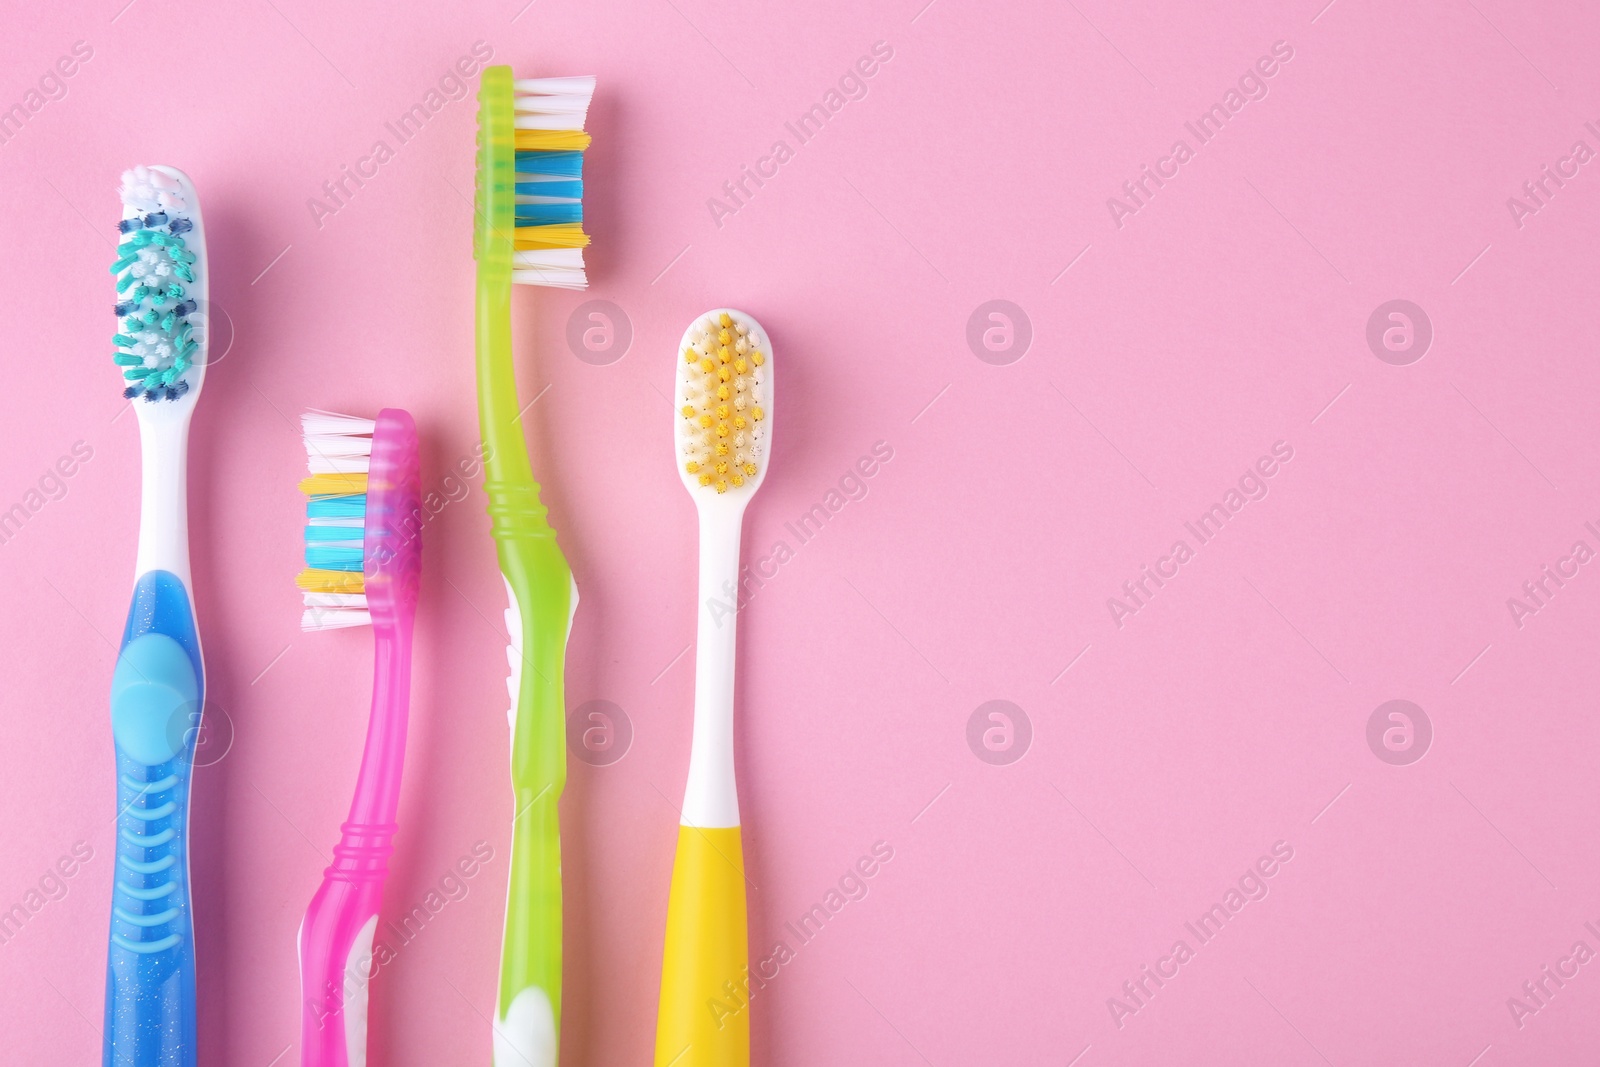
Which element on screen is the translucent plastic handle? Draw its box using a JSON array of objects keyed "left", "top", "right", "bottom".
[
  {"left": 298, "top": 822, "right": 392, "bottom": 1067},
  {"left": 299, "top": 615, "right": 414, "bottom": 1067}
]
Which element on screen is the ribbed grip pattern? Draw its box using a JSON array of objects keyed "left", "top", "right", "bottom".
[{"left": 105, "top": 570, "right": 202, "bottom": 1067}]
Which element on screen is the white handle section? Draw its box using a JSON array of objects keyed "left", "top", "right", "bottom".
[
  {"left": 342, "top": 914, "right": 379, "bottom": 1067},
  {"left": 494, "top": 986, "right": 557, "bottom": 1067},
  {"left": 133, "top": 414, "right": 194, "bottom": 584},
  {"left": 681, "top": 505, "right": 745, "bottom": 828}
]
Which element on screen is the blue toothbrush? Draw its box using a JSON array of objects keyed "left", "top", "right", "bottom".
[{"left": 104, "top": 164, "right": 210, "bottom": 1067}]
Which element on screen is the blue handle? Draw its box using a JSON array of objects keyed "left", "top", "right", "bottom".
[{"left": 104, "top": 570, "right": 203, "bottom": 1067}]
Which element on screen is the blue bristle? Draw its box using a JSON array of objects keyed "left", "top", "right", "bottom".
[
  {"left": 514, "top": 150, "right": 583, "bottom": 178},
  {"left": 168, "top": 218, "right": 192, "bottom": 235},
  {"left": 114, "top": 300, "right": 137, "bottom": 317},
  {"left": 307, "top": 495, "right": 367, "bottom": 518},
  {"left": 514, "top": 202, "right": 583, "bottom": 226},
  {"left": 303, "top": 526, "right": 364, "bottom": 542},
  {"left": 123, "top": 385, "right": 139, "bottom": 399},
  {"left": 144, "top": 212, "right": 168, "bottom": 227},
  {"left": 305, "top": 546, "right": 364, "bottom": 570},
  {"left": 118, "top": 217, "right": 143, "bottom": 234},
  {"left": 173, "top": 299, "right": 197, "bottom": 317},
  {"left": 515, "top": 180, "right": 582, "bottom": 199}
]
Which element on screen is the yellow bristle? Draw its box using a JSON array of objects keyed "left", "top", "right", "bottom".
[
  {"left": 718, "top": 347, "right": 732, "bottom": 363},
  {"left": 752, "top": 352, "right": 765, "bottom": 366},
  {"left": 743, "top": 463, "right": 758, "bottom": 476},
  {"left": 718, "top": 313, "right": 732, "bottom": 327},
  {"left": 717, "top": 366, "right": 731, "bottom": 382},
  {"left": 513, "top": 224, "right": 590, "bottom": 251},
  {"left": 698, "top": 415, "right": 713, "bottom": 428},
  {"left": 715, "top": 480, "right": 728, "bottom": 493},
  {"left": 716, "top": 405, "right": 730, "bottom": 419},
  {"left": 699, "top": 358, "right": 715, "bottom": 374},
  {"left": 715, "top": 442, "right": 729, "bottom": 456},
  {"left": 685, "top": 461, "right": 700, "bottom": 473},
  {"left": 514, "top": 129, "right": 593, "bottom": 151},
  {"left": 717, "top": 384, "right": 731, "bottom": 401},
  {"left": 683, "top": 349, "right": 697, "bottom": 364},
  {"left": 751, "top": 406, "right": 764, "bottom": 420},
  {"left": 699, "top": 473, "right": 713, "bottom": 486},
  {"left": 296, "top": 568, "right": 365, "bottom": 594},
  {"left": 731, "top": 474, "right": 745, "bottom": 486},
  {"left": 299, "top": 473, "right": 368, "bottom": 496},
  {"left": 733, "top": 359, "right": 748, "bottom": 374},
  {"left": 681, "top": 405, "right": 696, "bottom": 418}
]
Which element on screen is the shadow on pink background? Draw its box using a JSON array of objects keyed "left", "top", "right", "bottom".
[{"left": 4, "top": 0, "right": 1600, "bottom": 1064}]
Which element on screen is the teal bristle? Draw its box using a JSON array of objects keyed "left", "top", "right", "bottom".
[{"left": 112, "top": 170, "right": 199, "bottom": 402}]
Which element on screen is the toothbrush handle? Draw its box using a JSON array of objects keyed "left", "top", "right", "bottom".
[
  {"left": 299, "top": 622, "right": 413, "bottom": 1067},
  {"left": 656, "top": 519, "right": 749, "bottom": 1067},
  {"left": 490, "top": 520, "right": 573, "bottom": 1067},
  {"left": 655, "top": 826, "right": 749, "bottom": 1067},
  {"left": 297, "top": 826, "right": 391, "bottom": 1067},
  {"left": 105, "top": 571, "right": 203, "bottom": 1067}
]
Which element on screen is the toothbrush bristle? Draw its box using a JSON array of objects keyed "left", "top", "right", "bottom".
[
  {"left": 112, "top": 166, "right": 201, "bottom": 402},
  {"left": 510, "top": 74, "right": 593, "bottom": 289},
  {"left": 298, "top": 410, "right": 374, "bottom": 631},
  {"left": 296, "top": 409, "right": 422, "bottom": 632},
  {"left": 675, "top": 311, "right": 770, "bottom": 495}
]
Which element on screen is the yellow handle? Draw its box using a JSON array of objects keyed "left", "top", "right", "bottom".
[{"left": 655, "top": 826, "right": 749, "bottom": 1067}]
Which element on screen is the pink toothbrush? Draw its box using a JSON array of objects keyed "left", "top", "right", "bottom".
[{"left": 293, "top": 409, "right": 422, "bottom": 1067}]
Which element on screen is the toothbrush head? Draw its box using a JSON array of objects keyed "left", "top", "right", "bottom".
[
  {"left": 112, "top": 165, "right": 208, "bottom": 406},
  {"left": 474, "top": 65, "right": 594, "bottom": 290},
  {"left": 295, "top": 410, "right": 422, "bottom": 631},
  {"left": 674, "top": 309, "right": 774, "bottom": 498}
]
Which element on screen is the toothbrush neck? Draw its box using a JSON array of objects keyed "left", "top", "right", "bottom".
[
  {"left": 345, "top": 617, "right": 415, "bottom": 836},
  {"left": 683, "top": 507, "right": 746, "bottom": 828},
  {"left": 134, "top": 414, "right": 193, "bottom": 584}
]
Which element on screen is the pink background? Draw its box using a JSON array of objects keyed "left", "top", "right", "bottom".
[{"left": 4, "top": 0, "right": 1600, "bottom": 1063}]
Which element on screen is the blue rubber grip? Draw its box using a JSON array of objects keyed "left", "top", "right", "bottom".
[{"left": 104, "top": 570, "right": 203, "bottom": 1067}]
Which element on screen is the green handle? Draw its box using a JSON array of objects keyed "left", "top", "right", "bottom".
[{"left": 477, "top": 63, "right": 574, "bottom": 1059}]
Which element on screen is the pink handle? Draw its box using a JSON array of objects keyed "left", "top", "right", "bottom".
[
  {"left": 299, "top": 625, "right": 413, "bottom": 1067},
  {"left": 301, "top": 410, "right": 420, "bottom": 1067}
]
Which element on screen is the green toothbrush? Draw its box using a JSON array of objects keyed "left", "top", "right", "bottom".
[{"left": 474, "top": 64, "right": 592, "bottom": 1067}]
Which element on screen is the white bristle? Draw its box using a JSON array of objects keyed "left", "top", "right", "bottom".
[
  {"left": 511, "top": 269, "right": 588, "bottom": 290},
  {"left": 119, "top": 164, "right": 189, "bottom": 215},
  {"left": 513, "top": 248, "right": 586, "bottom": 270},
  {"left": 304, "top": 593, "right": 368, "bottom": 609},
  {"left": 302, "top": 409, "right": 374, "bottom": 474},
  {"left": 302, "top": 607, "right": 372, "bottom": 631},
  {"left": 513, "top": 76, "right": 596, "bottom": 96},
  {"left": 301, "top": 410, "right": 375, "bottom": 436},
  {"left": 512, "top": 247, "right": 587, "bottom": 288},
  {"left": 512, "top": 93, "right": 593, "bottom": 114},
  {"left": 512, "top": 78, "right": 594, "bottom": 131}
]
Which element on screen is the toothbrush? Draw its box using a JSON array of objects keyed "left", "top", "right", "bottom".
[
  {"left": 474, "top": 64, "right": 591, "bottom": 1067},
  {"left": 655, "top": 309, "right": 775, "bottom": 1067},
  {"left": 104, "top": 165, "right": 209, "bottom": 1067},
  {"left": 294, "top": 409, "right": 422, "bottom": 1067}
]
